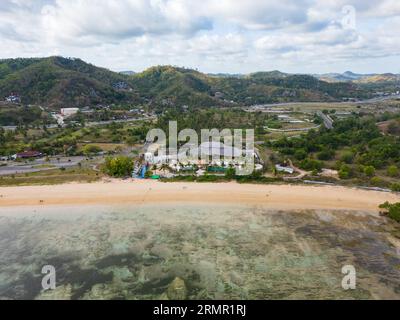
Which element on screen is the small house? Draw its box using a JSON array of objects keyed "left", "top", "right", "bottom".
[{"left": 275, "top": 164, "right": 294, "bottom": 174}]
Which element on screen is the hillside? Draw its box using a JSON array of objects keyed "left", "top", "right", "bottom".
[
  {"left": 131, "top": 66, "right": 368, "bottom": 106},
  {"left": 314, "top": 71, "right": 400, "bottom": 87},
  {"left": 0, "top": 57, "right": 140, "bottom": 108},
  {"left": 130, "top": 66, "right": 218, "bottom": 107},
  {"left": 0, "top": 57, "right": 371, "bottom": 109}
]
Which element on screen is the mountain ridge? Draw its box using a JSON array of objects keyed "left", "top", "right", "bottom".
[{"left": 0, "top": 57, "right": 384, "bottom": 109}]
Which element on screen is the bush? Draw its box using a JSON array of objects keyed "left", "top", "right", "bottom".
[
  {"left": 317, "top": 149, "right": 335, "bottom": 161},
  {"left": 341, "top": 152, "right": 354, "bottom": 164},
  {"left": 364, "top": 165, "right": 376, "bottom": 177},
  {"left": 104, "top": 156, "right": 133, "bottom": 177},
  {"left": 339, "top": 164, "right": 352, "bottom": 179},
  {"left": 370, "top": 177, "right": 383, "bottom": 187},
  {"left": 300, "top": 158, "right": 323, "bottom": 172},
  {"left": 387, "top": 165, "right": 399, "bottom": 177},
  {"left": 390, "top": 183, "right": 400, "bottom": 192},
  {"left": 225, "top": 167, "right": 236, "bottom": 180},
  {"left": 294, "top": 149, "right": 307, "bottom": 160},
  {"left": 82, "top": 145, "right": 102, "bottom": 156},
  {"left": 379, "top": 202, "right": 400, "bottom": 222},
  {"left": 145, "top": 170, "right": 153, "bottom": 179}
]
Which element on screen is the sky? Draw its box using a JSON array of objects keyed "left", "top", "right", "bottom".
[{"left": 0, "top": 0, "right": 399, "bottom": 74}]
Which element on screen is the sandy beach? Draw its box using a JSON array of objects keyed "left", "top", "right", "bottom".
[{"left": 1, "top": 180, "right": 399, "bottom": 212}]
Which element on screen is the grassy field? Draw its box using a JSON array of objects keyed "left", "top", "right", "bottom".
[{"left": 0, "top": 167, "right": 103, "bottom": 187}]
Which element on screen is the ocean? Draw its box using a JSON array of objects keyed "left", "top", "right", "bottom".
[{"left": 0, "top": 204, "right": 399, "bottom": 300}]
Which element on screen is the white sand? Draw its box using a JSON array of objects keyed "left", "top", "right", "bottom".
[{"left": 1, "top": 180, "right": 399, "bottom": 212}]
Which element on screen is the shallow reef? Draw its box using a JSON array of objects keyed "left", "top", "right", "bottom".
[{"left": 0, "top": 204, "right": 399, "bottom": 300}]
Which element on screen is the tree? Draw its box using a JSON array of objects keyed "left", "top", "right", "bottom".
[
  {"left": 317, "top": 149, "right": 335, "bottom": 161},
  {"left": 82, "top": 145, "right": 102, "bottom": 156},
  {"left": 104, "top": 156, "right": 133, "bottom": 177},
  {"left": 364, "top": 165, "right": 376, "bottom": 177},
  {"left": 339, "top": 164, "right": 352, "bottom": 179},
  {"left": 300, "top": 158, "right": 323, "bottom": 172},
  {"left": 387, "top": 165, "right": 399, "bottom": 177},
  {"left": 341, "top": 152, "right": 354, "bottom": 164},
  {"left": 294, "top": 149, "right": 307, "bottom": 160}
]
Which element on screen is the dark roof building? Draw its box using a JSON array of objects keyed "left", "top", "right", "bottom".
[{"left": 16, "top": 151, "right": 43, "bottom": 159}]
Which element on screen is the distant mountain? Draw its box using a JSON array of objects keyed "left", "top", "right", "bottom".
[
  {"left": 354, "top": 73, "right": 400, "bottom": 84},
  {"left": 248, "top": 70, "right": 289, "bottom": 79},
  {"left": 207, "top": 73, "right": 244, "bottom": 78},
  {"left": 315, "top": 71, "right": 400, "bottom": 84},
  {"left": 0, "top": 57, "right": 372, "bottom": 109}
]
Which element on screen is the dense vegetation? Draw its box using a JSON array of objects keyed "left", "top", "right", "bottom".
[
  {"left": 0, "top": 57, "right": 370, "bottom": 109},
  {"left": 0, "top": 57, "right": 139, "bottom": 108},
  {"left": 156, "top": 107, "right": 268, "bottom": 135},
  {"left": 132, "top": 66, "right": 369, "bottom": 107},
  {"left": 0, "top": 105, "right": 52, "bottom": 126},
  {"left": 380, "top": 202, "right": 400, "bottom": 222},
  {"left": 269, "top": 115, "right": 400, "bottom": 190},
  {"left": 104, "top": 156, "right": 133, "bottom": 177}
]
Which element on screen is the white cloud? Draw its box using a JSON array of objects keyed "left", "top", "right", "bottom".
[{"left": 0, "top": 0, "right": 399, "bottom": 73}]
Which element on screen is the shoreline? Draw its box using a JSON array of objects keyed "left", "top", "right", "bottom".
[{"left": 1, "top": 180, "right": 399, "bottom": 212}]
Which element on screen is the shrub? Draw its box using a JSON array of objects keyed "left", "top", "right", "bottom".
[
  {"left": 390, "top": 183, "right": 400, "bottom": 192},
  {"left": 300, "top": 158, "right": 323, "bottom": 172},
  {"left": 145, "top": 170, "right": 153, "bottom": 179},
  {"left": 339, "top": 164, "right": 352, "bottom": 179},
  {"left": 341, "top": 152, "right": 354, "bottom": 164},
  {"left": 82, "top": 145, "right": 102, "bottom": 156},
  {"left": 387, "top": 165, "right": 399, "bottom": 177},
  {"left": 370, "top": 177, "right": 383, "bottom": 187},
  {"left": 294, "top": 149, "right": 307, "bottom": 161},
  {"left": 379, "top": 202, "right": 400, "bottom": 222},
  {"left": 225, "top": 167, "right": 236, "bottom": 179},
  {"left": 364, "top": 165, "right": 376, "bottom": 177},
  {"left": 317, "top": 149, "right": 335, "bottom": 161},
  {"left": 104, "top": 156, "right": 133, "bottom": 177}
]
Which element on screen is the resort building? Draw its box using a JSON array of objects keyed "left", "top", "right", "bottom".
[
  {"left": 61, "top": 108, "right": 80, "bottom": 118},
  {"left": 139, "top": 141, "right": 260, "bottom": 178},
  {"left": 145, "top": 141, "right": 254, "bottom": 166}
]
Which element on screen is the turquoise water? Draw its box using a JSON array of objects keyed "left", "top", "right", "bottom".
[{"left": 0, "top": 204, "right": 399, "bottom": 300}]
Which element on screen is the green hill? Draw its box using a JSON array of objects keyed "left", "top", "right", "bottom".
[
  {"left": 131, "top": 66, "right": 368, "bottom": 106},
  {"left": 0, "top": 57, "right": 370, "bottom": 109},
  {"left": 130, "top": 66, "right": 217, "bottom": 107},
  {"left": 0, "top": 57, "right": 140, "bottom": 108}
]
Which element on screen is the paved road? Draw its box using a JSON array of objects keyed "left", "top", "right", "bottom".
[
  {"left": 247, "top": 95, "right": 400, "bottom": 109},
  {"left": 0, "top": 156, "right": 85, "bottom": 176},
  {"left": 1, "top": 116, "right": 156, "bottom": 131},
  {"left": 316, "top": 111, "right": 334, "bottom": 129}
]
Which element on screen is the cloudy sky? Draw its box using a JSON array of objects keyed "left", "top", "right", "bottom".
[{"left": 0, "top": 0, "right": 399, "bottom": 74}]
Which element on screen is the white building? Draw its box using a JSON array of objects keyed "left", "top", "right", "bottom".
[
  {"left": 61, "top": 108, "right": 80, "bottom": 117},
  {"left": 144, "top": 141, "right": 255, "bottom": 166},
  {"left": 275, "top": 164, "right": 294, "bottom": 174}
]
